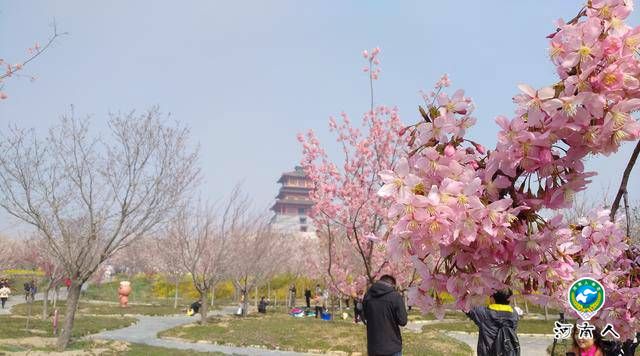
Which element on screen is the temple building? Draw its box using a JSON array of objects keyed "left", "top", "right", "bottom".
[{"left": 270, "top": 166, "right": 315, "bottom": 237}]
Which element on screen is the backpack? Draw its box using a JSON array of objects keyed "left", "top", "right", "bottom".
[
  {"left": 601, "top": 338, "right": 640, "bottom": 356},
  {"left": 490, "top": 325, "right": 521, "bottom": 356},
  {"left": 600, "top": 340, "right": 621, "bottom": 356}
]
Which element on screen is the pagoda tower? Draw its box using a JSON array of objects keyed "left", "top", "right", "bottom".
[{"left": 270, "top": 166, "right": 314, "bottom": 236}]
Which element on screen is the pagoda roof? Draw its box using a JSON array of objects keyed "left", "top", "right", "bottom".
[
  {"left": 277, "top": 193, "right": 311, "bottom": 200},
  {"left": 271, "top": 198, "right": 314, "bottom": 211},
  {"left": 276, "top": 186, "right": 311, "bottom": 197},
  {"left": 277, "top": 166, "right": 309, "bottom": 183}
]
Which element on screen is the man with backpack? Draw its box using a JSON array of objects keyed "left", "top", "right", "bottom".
[{"left": 466, "top": 289, "right": 520, "bottom": 356}]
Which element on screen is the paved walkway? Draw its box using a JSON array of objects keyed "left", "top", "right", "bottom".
[
  {"left": 90, "top": 307, "right": 319, "bottom": 355},
  {"left": 2, "top": 290, "right": 314, "bottom": 355},
  {"left": 2, "top": 293, "right": 554, "bottom": 355},
  {"left": 445, "top": 331, "right": 554, "bottom": 356},
  {"left": 0, "top": 290, "right": 67, "bottom": 315}
]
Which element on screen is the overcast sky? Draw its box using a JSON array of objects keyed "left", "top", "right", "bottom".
[{"left": 1, "top": 0, "right": 639, "bottom": 235}]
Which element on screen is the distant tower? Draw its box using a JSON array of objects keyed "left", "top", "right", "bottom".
[{"left": 270, "top": 166, "right": 314, "bottom": 236}]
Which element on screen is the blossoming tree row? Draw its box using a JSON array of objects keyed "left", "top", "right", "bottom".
[{"left": 303, "top": 0, "right": 640, "bottom": 338}]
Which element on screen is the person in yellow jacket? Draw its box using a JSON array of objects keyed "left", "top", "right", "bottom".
[{"left": 466, "top": 289, "right": 520, "bottom": 356}]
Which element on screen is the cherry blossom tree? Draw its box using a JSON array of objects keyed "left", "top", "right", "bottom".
[
  {"left": 299, "top": 48, "right": 414, "bottom": 299},
  {"left": 0, "top": 109, "right": 199, "bottom": 349},
  {"left": 378, "top": 0, "right": 640, "bottom": 337},
  {"left": 150, "top": 235, "right": 187, "bottom": 309},
  {"left": 0, "top": 234, "right": 20, "bottom": 271}
]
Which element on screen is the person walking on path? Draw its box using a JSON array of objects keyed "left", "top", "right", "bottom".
[
  {"left": 362, "top": 275, "right": 407, "bottom": 356},
  {"left": 304, "top": 288, "right": 312, "bottom": 309},
  {"left": 466, "top": 289, "right": 520, "bottom": 356},
  {"left": 0, "top": 284, "right": 10, "bottom": 309},
  {"left": 23, "top": 282, "right": 30, "bottom": 302}
]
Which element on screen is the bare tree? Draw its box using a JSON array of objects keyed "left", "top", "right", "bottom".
[
  {"left": 144, "top": 236, "right": 186, "bottom": 309},
  {"left": 166, "top": 187, "right": 248, "bottom": 323},
  {"left": 0, "top": 109, "right": 199, "bottom": 349},
  {"left": 23, "top": 235, "right": 65, "bottom": 319},
  {"left": 230, "top": 217, "right": 290, "bottom": 316}
]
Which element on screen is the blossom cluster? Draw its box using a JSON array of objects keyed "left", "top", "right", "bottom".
[
  {"left": 0, "top": 42, "right": 42, "bottom": 101},
  {"left": 380, "top": 0, "right": 640, "bottom": 337}
]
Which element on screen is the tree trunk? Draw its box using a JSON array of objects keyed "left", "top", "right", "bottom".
[
  {"left": 242, "top": 290, "right": 249, "bottom": 316},
  {"left": 210, "top": 284, "right": 215, "bottom": 307},
  {"left": 254, "top": 285, "right": 258, "bottom": 309},
  {"left": 524, "top": 298, "right": 529, "bottom": 315},
  {"left": 173, "top": 280, "right": 179, "bottom": 309},
  {"left": 404, "top": 293, "right": 409, "bottom": 312},
  {"left": 199, "top": 290, "right": 209, "bottom": 324},
  {"left": 25, "top": 297, "right": 33, "bottom": 330},
  {"left": 42, "top": 286, "right": 50, "bottom": 319},
  {"left": 544, "top": 304, "right": 549, "bottom": 321},
  {"left": 57, "top": 282, "right": 82, "bottom": 350},
  {"left": 330, "top": 294, "right": 335, "bottom": 321},
  {"left": 53, "top": 287, "right": 59, "bottom": 310}
]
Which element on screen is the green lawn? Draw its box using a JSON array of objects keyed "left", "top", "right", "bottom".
[
  {"left": 0, "top": 339, "right": 230, "bottom": 355},
  {"left": 407, "top": 309, "right": 468, "bottom": 321},
  {"left": 83, "top": 277, "right": 168, "bottom": 304},
  {"left": 0, "top": 314, "right": 136, "bottom": 339},
  {"left": 11, "top": 300, "right": 181, "bottom": 317},
  {"left": 421, "top": 318, "right": 558, "bottom": 334},
  {"left": 160, "top": 313, "right": 472, "bottom": 356}
]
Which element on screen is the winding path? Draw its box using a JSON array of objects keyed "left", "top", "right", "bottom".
[
  {"left": 0, "top": 290, "right": 67, "bottom": 315},
  {"left": 2, "top": 293, "right": 554, "bottom": 355},
  {"left": 89, "top": 307, "right": 320, "bottom": 355}
]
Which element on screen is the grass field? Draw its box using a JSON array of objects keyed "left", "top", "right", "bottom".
[
  {"left": 160, "top": 312, "right": 472, "bottom": 356},
  {"left": 0, "top": 339, "right": 229, "bottom": 355},
  {"left": 421, "top": 317, "right": 558, "bottom": 334},
  {"left": 0, "top": 314, "right": 136, "bottom": 339},
  {"left": 11, "top": 300, "right": 181, "bottom": 317}
]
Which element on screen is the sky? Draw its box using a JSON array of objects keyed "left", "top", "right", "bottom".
[{"left": 1, "top": 0, "right": 639, "bottom": 234}]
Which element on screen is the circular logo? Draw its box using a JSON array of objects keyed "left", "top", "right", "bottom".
[{"left": 568, "top": 277, "right": 605, "bottom": 320}]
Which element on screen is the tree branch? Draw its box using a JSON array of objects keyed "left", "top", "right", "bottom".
[{"left": 610, "top": 140, "right": 640, "bottom": 221}]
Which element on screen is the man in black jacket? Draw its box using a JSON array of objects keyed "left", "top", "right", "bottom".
[
  {"left": 304, "top": 288, "right": 312, "bottom": 309},
  {"left": 362, "top": 275, "right": 407, "bottom": 356}
]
